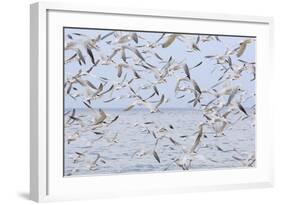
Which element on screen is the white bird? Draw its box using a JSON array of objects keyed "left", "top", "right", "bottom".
[
  {"left": 87, "top": 153, "right": 106, "bottom": 171},
  {"left": 236, "top": 39, "right": 252, "bottom": 57},
  {"left": 91, "top": 109, "right": 107, "bottom": 125},
  {"left": 66, "top": 131, "right": 80, "bottom": 144},
  {"left": 132, "top": 148, "right": 161, "bottom": 163}
]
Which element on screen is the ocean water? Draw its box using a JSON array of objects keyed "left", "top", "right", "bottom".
[{"left": 64, "top": 109, "right": 255, "bottom": 176}]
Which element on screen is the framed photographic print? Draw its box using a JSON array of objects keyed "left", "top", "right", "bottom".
[{"left": 30, "top": 2, "right": 274, "bottom": 202}]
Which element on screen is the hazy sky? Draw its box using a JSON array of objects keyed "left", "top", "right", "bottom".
[{"left": 64, "top": 28, "right": 255, "bottom": 109}]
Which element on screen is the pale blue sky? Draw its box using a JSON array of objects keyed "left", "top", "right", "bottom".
[{"left": 64, "top": 28, "right": 255, "bottom": 109}]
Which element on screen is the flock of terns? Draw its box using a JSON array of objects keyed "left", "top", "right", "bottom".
[{"left": 64, "top": 29, "right": 256, "bottom": 176}]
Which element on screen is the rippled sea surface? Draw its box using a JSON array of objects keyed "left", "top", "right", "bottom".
[{"left": 64, "top": 109, "right": 255, "bottom": 176}]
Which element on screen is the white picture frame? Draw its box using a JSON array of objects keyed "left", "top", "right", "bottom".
[{"left": 30, "top": 2, "right": 274, "bottom": 202}]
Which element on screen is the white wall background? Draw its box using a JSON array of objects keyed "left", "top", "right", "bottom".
[{"left": 0, "top": 0, "right": 280, "bottom": 204}]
